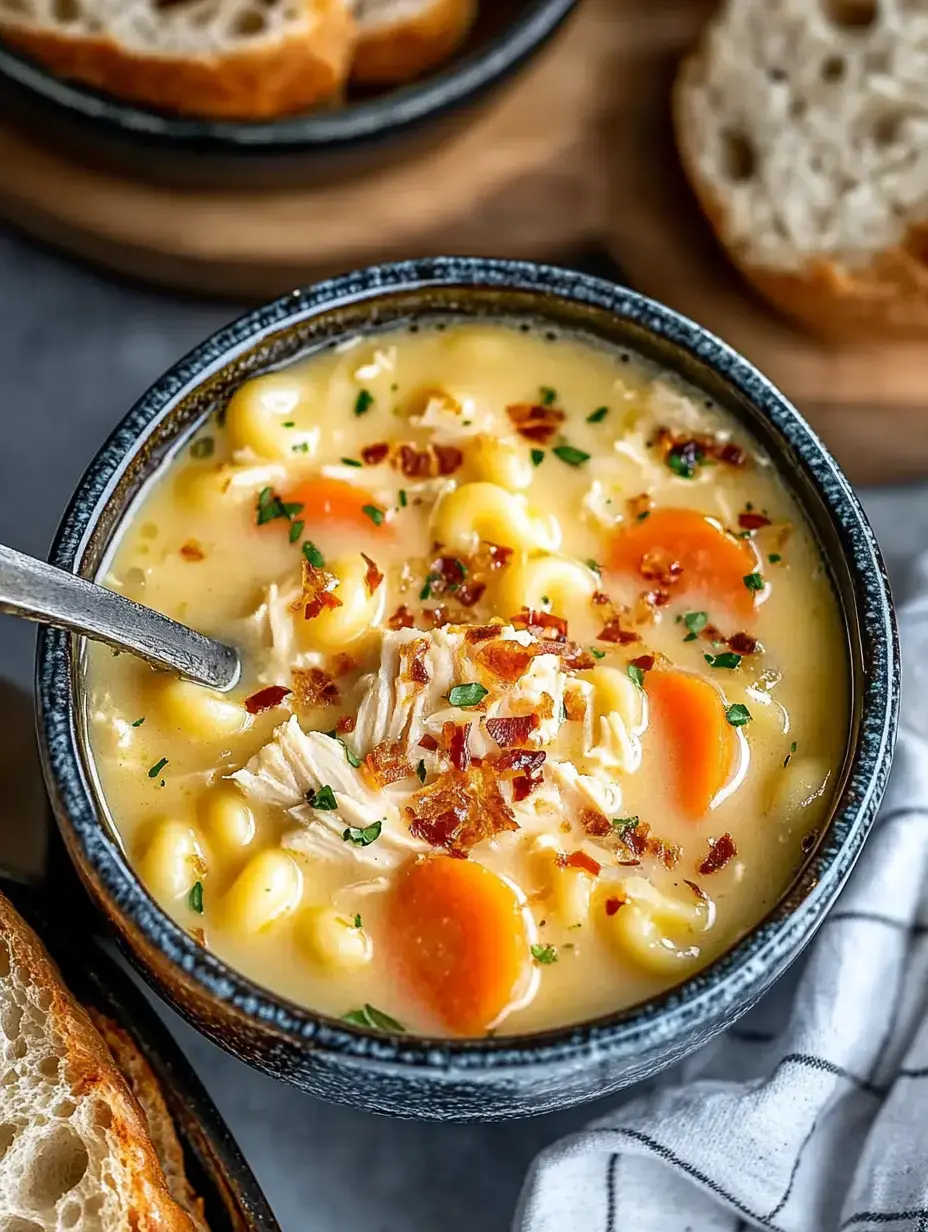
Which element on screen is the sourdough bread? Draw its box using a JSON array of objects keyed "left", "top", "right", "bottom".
[
  {"left": 0, "top": 0, "right": 355, "bottom": 118},
  {"left": 674, "top": 0, "right": 928, "bottom": 340},
  {"left": 349, "top": 0, "right": 475, "bottom": 85}
]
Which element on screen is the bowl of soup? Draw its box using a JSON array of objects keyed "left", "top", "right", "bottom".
[{"left": 37, "top": 257, "right": 898, "bottom": 1120}]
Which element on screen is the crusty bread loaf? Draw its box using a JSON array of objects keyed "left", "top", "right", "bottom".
[
  {"left": 674, "top": 0, "right": 928, "bottom": 341},
  {"left": 0, "top": 0, "right": 355, "bottom": 118},
  {"left": 0, "top": 893, "right": 197, "bottom": 1232},
  {"left": 349, "top": 0, "right": 475, "bottom": 85}
]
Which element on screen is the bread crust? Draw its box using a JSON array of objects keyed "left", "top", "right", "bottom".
[
  {"left": 674, "top": 49, "right": 928, "bottom": 343},
  {"left": 351, "top": 0, "right": 476, "bottom": 86},
  {"left": 0, "top": 0, "right": 355, "bottom": 119},
  {"left": 0, "top": 894, "right": 197, "bottom": 1232}
]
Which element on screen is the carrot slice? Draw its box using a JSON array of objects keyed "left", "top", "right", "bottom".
[
  {"left": 645, "top": 669, "right": 737, "bottom": 818},
  {"left": 387, "top": 855, "right": 529, "bottom": 1035},
  {"left": 610, "top": 508, "right": 759, "bottom": 618},
  {"left": 282, "top": 478, "right": 391, "bottom": 535}
]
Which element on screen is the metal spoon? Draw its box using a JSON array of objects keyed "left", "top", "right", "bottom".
[{"left": 0, "top": 544, "right": 240, "bottom": 692}]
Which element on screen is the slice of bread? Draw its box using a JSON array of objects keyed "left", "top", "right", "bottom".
[
  {"left": 0, "top": 893, "right": 197, "bottom": 1231},
  {"left": 349, "top": 0, "right": 476, "bottom": 85},
  {"left": 675, "top": 0, "right": 928, "bottom": 340},
  {"left": 0, "top": 0, "right": 356, "bottom": 118}
]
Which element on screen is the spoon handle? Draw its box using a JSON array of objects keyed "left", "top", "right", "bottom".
[{"left": 0, "top": 544, "right": 240, "bottom": 692}]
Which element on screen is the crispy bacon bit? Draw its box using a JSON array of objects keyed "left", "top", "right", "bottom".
[
  {"left": 512, "top": 775, "right": 539, "bottom": 802},
  {"left": 509, "top": 608, "right": 568, "bottom": 642},
  {"left": 728, "top": 631, "right": 758, "bottom": 656},
  {"left": 418, "top": 733, "right": 439, "bottom": 751},
  {"left": 627, "top": 492, "right": 654, "bottom": 520},
  {"left": 591, "top": 590, "right": 612, "bottom": 607},
  {"left": 486, "top": 543, "right": 514, "bottom": 570},
  {"left": 399, "top": 638, "right": 430, "bottom": 687},
  {"left": 683, "top": 878, "right": 709, "bottom": 902},
  {"left": 485, "top": 714, "right": 539, "bottom": 748},
  {"left": 738, "top": 510, "right": 771, "bottom": 531},
  {"left": 405, "top": 764, "right": 518, "bottom": 855},
  {"left": 496, "top": 748, "right": 546, "bottom": 775},
  {"left": 392, "top": 442, "right": 464, "bottom": 480},
  {"left": 456, "top": 579, "right": 487, "bottom": 608},
  {"left": 361, "top": 552, "right": 384, "bottom": 596},
  {"left": 290, "top": 668, "right": 340, "bottom": 710},
  {"left": 465, "top": 623, "right": 503, "bottom": 643},
  {"left": 424, "top": 605, "right": 451, "bottom": 628},
  {"left": 244, "top": 685, "right": 291, "bottom": 715},
  {"left": 442, "top": 722, "right": 472, "bottom": 772},
  {"left": 640, "top": 547, "right": 683, "bottom": 587},
  {"left": 630, "top": 654, "right": 655, "bottom": 673},
  {"left": 476, "top": 641, "right": 535, "bottom": 685},
  {"left": 559, "top": 851, "right": 602, "bottom": 877},
  {"left": 719, "top": 442, "right": 748, "bottom": 467},
  {"left": 579, "top": 808, "right": 612, "bottom": 838},
  {"left": 331, "top": 653, "right": 357, "bottom": 678},
  {"left": 292, "top": 559, "right": 343, "bottom": 621},
  {"left": 506, "top": 402, "right": 565, "bottom": 444},
  {"left": 598, "top": 619, "right": 640, "bottom": 645},
  {"left": 560, "top": 644, "right": 596, "bottom": 671},
  {"left": 699, "top": 833, "right": 738, "bottom": 875},
  {"left": 433, "top": 444, "right": 464, "bottom": 476},
  {"left": 387, "top": 604, "right": 415, "bottom": 630},
  {"left": 564, "top": 690, "right": 587, "bottom": 723},
  {"left": 361, "top": 442, "right": 390, "bottom": 466},
  {"left": 364, "top": 740, "right": 413, "bottom": 787},
  {"left": 179, "top": 539, "right": 205, "bottom": 562},
  {"left": 336, "top": 715, "right": 355, "bottom": 735},
  {"left": 654, "top": 426, "right": 748, "bottom": 471},
  {"left": 615, "top": 820, "right": 681, "bottom": 869},
  {"left": 604, "top": 896, "right": 623, "bottom": 916}
]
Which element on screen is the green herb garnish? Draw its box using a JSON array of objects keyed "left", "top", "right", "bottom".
[
  {"left": 323, "top": 733, "right": 361, "bottom": 768},
  {"left": 586, "top": 406, "right": 609, "bottom": 424},
  {"left": 291, "top": 442, "right": 310, "bottom": 454},
  {"left": 552, "top": 444, "right": 590, "bottom": 467},
  {"left": 530, "top": 449, "right": 545, "bottom": 467},
  {"left": 627, "top": 664, "right": 645, "bottom": 689},
  {"left": 399, "top": 489, "right": 408, "bottom": 507},
  {"left": 539, "top": 386, "right": 557, "bottom": 407},
  {"left": 131, "top": 716, "right": 145, "bottom": 727},
  {"left": 768, "top": 553, "right": 782, "bottom": 564},
  {"left": 420, "top": 575, "right": 436, "bottom": 601},
  {"left": 302, "top": 541, "right": 325, "bottom": 568},
  {"left": 362, "top": 504, "right": 385, "bottom": 526},
  {"left": 612, "top": 816, "right": 640, "bottom": 839},
  {"left": 353, "top": 913, "right": 362, "bottom": 929},
  {"left": 590, "top": 647, "right": 606, "bottom": 660},
  {"left": 188, "top": 881, "right": 204, "bottom": 914},
  {"left": 448, "top": 683, "right": 489, "bottom": 708},
  {"left": 705, "top": 652, "right": 742, "bottom": 669},
  {"left": 354, "top": 389, "right": 374, "bottom": 416},
  {"left": 148, "top": 757, "right": 168, "bottom": 779},
  {"left": 343, "top": 1003, "right": 404, "bottom": 1032},
  {"left": 726, "top": 703, "right": 752, "bottom": 727},
  {"left": 341, "top": 457, "right": 363, "bottom": 467},
  {"left": 307, "top": 784, "right": 338, "bottom": 811},
  {"left": 342, "top": 821, "right": 383, "bottom": 847},
  {"left": 743, "top": 572, "right": 765, "bottom": 592},
  {"left": 784, "top": 739, "right": 798, "bottom": 768},
  {"left": 190, "top": 437, "right": 214, "bottom": 459},
  {"left": 683, "top": 610, "right": 708, "bottom": 642},
  {"left": 282, "top": 421, "right": 295, "bottom": 428},
  {"left": 585, "top": 559, "right": 602, "bottom": 576},
  {"left": 531, "top": 944, "right": 558, "bottom": 965},
  {"left": 637, "top": 510, "right": 651, "bottom": 522},
  {"left": 288, "top": 519, "right": 304, "bottom": 543},
  {"left": 416, "top": 759, "right": 427, "bottom": 784},
  {"left": 256, "top": 487, "right": 304, "bottom": 527}
]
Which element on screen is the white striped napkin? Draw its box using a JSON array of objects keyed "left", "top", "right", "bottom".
[{"left": 516, "top": 565, "right": 928, "bottom": 1232}]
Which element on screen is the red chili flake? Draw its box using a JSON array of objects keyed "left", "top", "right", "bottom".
[
  {"left": 485, "top": 714, "right": 539, "bottom": 747},
  {"left": 418, "top": 733, "right": 439, "bottom": 751},
  {"left": 627, "top": 492, "right": 654, "bottom": 520},
  {"left": 738, "top": 511, "right": 771, "bottom": 531},
  {"left": 718, "top": 442, "right": 748, "bottom": 467},
  {"left": 336, "top": 715, "right": 355, "bottom": 735},
  {"left": 405, "top": 764, "right": 518, "bottom": 855},
  {"left": 456, "top": 580, "right": 487, "bottom": 608},
  {"left": 361, "top": 442, "right": 390, "bottom": 466},
  {"left": 387, "top": 604, "right": 415, "bottom": 630},
  {"left": 591, "top": 590, "right": 612, "bottom": 607},
  {"left": 512, "top": 775, "right": 538, "bottom": 802},
  {"left": 443, "top": 721, "right": 471, "bottom": 772},
  {"left": 496, "top": 748, "right": 546, "bottom": 775},
  {"left": 486, "top": 544, "right": 514, "bottom": 570},
  {"left": 560, "top": 851, "right": 601, "bottom": 877},
  {"left": 728, "top": 631, "right": 758, "bottom": 655},
  {"left": 399, "top": 638, "right": 430, "bottom": 687},
  {"left": 579, "top": 808, "right": 612, "bottom": 838},
  {"left": 630, "top": 654, "right": 655, "bottom": 673},
  {"left": 464, "top": 624, "right": 503, "bottom": 643},
  {"left": 640, "top": 547, "right": 683, "bottom": 587},
  {"left": 476, "top": 641, "right": 536, "bottom": 685},
  {"left": 604, "top": 896, "right": 623, "bottom": 917},
  {"left": 683, "top": 878, "right": 709, "bottom": 902},
  {"left": 698, "top": 833, "right": 738, "bottom": 875},
  {"left": 433, "top": 444, "right": 464, "bottom": 476},
  {"left": 244, "top": 685, "right": 292, "bottom": 715},
  {"left": 364, "top": 740, "right": 413, "bottom": 787},
  {"left": 331, "top": 653, "right": 357, "bottom": 678},
  {"left": 598, "top": 619, "right": 640, "bottom": 645},
  {"left": 509, "top": 608, "right": 568, "bottom": 642},
  {"left": 292, "top": 559, "right": 343, "bottom": 620},
  {"left": 290, "top": 668, "right": 340, "bottom": 709},
  {"left": 361, "top": 552, "right": 384, "bottom": 596},
  {"left": 179, "top": 540, "right": 205, "bottom": 562},
  {"left": 506, "top": 402, "right": 565, "bottom": 444}
]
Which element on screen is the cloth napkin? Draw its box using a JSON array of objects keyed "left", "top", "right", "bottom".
[{"left": 516, "top": 562, "right": 928, "bottom": 1232}]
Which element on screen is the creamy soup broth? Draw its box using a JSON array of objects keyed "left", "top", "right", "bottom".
[{"left": 85, "top": 322, "right": 848, "bottom": 1037}]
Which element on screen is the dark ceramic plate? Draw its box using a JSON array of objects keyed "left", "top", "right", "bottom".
[
  {"left": 0, "top": 0, "right": 578, "bottom": 187},
  {"left": 0, "top": 875, "right": 280, "bottom": 1232}
]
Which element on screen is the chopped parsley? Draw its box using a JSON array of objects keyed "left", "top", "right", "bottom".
[
  {"left": 362, "top": 504, "right": 385, "bottom": 526},
  {"left": 725, "top": 703, "right": 752, "bottom": 727},
  {"left": 531, "top": 943, "right": 558, "bottom": 965},
  {"left": 590, "top": 647, "right": 606, "bottom": 660},
  {"left": 420, "top": 575, "right": 436, "bottom": 601},
  {"left": 341, "top": 457, "right": 363, "bottom": 467},
  {"left": 666, "top": 444, "right": 702, "bottom": 479},
  {"left": 288, "top": 519, "right": 304, "bottom": 543},
  {"left": 585, "top": 559, "right": 602, "bottom": 575},
  {"left": 188, "top": 881, "right": 204, "bottom": 914},
  {"left": 399, "top": 489, "right": 408, "bottom": 507},
  {"left": 541, "top": 595, "right": 551, "bottom": 607},
  {"left": 448, "top": 683, "right": 489, "bottom": 708},
  {"left": 343, "top": 1003, "right": 404, "bottom": 1032},
  {"left": 705, "top": 652, "right": 742, "bottom": 670},
  {"left": 147, "top": 757, "right": 168, "bottom": 779},
  {"left": 190, "top": 437, "right": 214, "bottom": 459},
  {"left": 784, "top": 739, "right": 798, "bottom": 768},
  {"left": 612, "top": 816, "right": 640, "bottom": 839},
  {"left": 768, "top": 553, "right": 782, "bottom": 564},
  {"left": 353, "top": 913, "right": 363, "bottom": 929},
  {"left": 683, "top": 610, "right": 708, "bottom": 642},
  {"left": 342, "top": 820, "right": 383, "bottom": 847},
  {"left": 306, "top": 784, "right": 338, "bottom": 811},
  {"left": 743, "top": 572, "right": 765, "bottom": 592},
  {"left": 552, "top": 443, "right": 590, "bottom": 467},
  {"left": 530, "top": 449, "right": 545, "bottom": 467},
  {"left": 354, "top": 389, "right": 374, "bottom": 416},
  {"left": 323, "top": 732, "right": 361, "bottom": 768},
  {"left": 539, "top": 386, "right": 558, "bottom": 407},
  {"left": 637, "top": 510, "right": 651, "bottom": 522},
  {"left": 416, "top": 759, "right": 427, "bottom": 784},
  {"left": 256, "top": 487, "right": 303, "bottom": 527},
  {"left": 586, "top": 406, "right": 609, "bottom": 424},
  {"left": 282, "top": 421, "right": 295, "bottom": 428},
  {"left": 291, "top": 442, "right": 310, "bottom": 454},
  {"left": 131, "top": 716, "right": 145, "bottom": 727},
  {"left": 627, "top": 664, "right": 645, "bottom": 689},
  {"left": 302, "top": 540, "right": 325, "bottom": 568}
]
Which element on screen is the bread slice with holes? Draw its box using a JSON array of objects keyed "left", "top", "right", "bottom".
[
  {"left": 674, "top": 0, "right": 928, "bottom": 340},
  {"left": 0, "top": 892, "right": 198, "bottom": 1231},
  {"left": 0, "top": 0, "right": 356, "bottom": 119},
  {"left": 348, "top": 0, "right": 476, "bottom": 85}
]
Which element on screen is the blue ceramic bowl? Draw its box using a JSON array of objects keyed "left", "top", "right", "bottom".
[{"left": 36, "top": 257, "right": 899, "bottom": 1121}]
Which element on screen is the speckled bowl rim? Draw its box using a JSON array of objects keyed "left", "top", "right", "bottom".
[
  {"left": 0, "top": 0, "right": 577, "bottom": 151},
  {"left": 37, "top": 257, "right": 898, "bottom": 1073}
]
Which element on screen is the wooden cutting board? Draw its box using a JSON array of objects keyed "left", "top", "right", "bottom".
[{"left": 2, "top": 0, "right": 927, "bottom": 485}]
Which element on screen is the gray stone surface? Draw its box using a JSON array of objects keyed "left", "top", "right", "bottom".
[{"left": 0, "top": 228, "right": 924, "bottom": 1232}]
